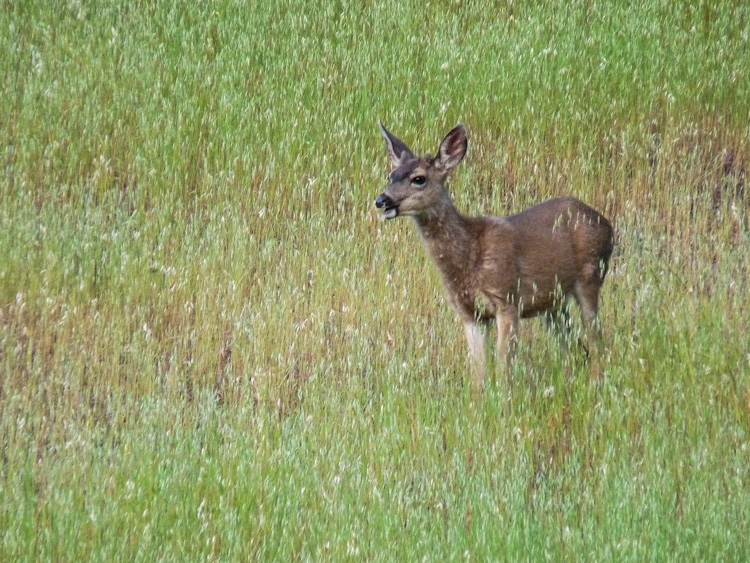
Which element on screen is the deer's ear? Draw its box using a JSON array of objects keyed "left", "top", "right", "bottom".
[
  {"left": 434, "top": 124, "right": 468, "bottom": 172},
  {"left": 379, "top": 121, "right": 414, "bottom": 168}
]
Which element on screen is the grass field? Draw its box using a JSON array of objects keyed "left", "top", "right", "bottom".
[{"left": 2, "top": 0, "right": 750, "bottom": 559}]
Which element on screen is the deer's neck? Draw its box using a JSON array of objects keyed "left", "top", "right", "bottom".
[{"left": 413, "top": 197, "right": 473, "bottom": 280}]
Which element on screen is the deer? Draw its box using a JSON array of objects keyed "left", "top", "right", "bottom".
[{"left": 374, "top": 121, "right": 614, "bottom": 389}]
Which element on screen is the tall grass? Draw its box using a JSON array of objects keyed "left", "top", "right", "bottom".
[{"left": 2, "top": 0, "right": 749, "bottom": 559}]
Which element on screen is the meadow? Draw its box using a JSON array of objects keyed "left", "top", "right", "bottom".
[{"left": 1, "top": 0, "right": 750, "bottom": 559}]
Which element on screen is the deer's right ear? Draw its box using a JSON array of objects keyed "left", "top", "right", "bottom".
[
  {"left": 379, "top": 121, "right": 414, "bottom": 168},
  {"left": 434, "top": 123, "right": 468, "bottom": 173}
]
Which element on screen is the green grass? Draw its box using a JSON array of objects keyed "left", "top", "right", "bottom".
[{"left": 2, "top": 0, "right": 750, "bottom": 559}]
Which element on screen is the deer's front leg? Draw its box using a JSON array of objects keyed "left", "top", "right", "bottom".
[
  {"left": 463, "top": 320, "right": 486, "bottom": 390},
  {"left": 496, "top": 307, "right": 519, "bottom": 375}
]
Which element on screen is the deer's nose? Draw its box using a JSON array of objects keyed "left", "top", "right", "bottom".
[{"left": 375, "top": 193, "right": 393, "bottom": 209}]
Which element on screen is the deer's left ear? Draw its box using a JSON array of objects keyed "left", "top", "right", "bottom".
[
  {"left": 379, "top": 120, "right": 414, "bottom": 169},
  {"left": 434, "top": 124, "right": 468, "bottom": 172}
]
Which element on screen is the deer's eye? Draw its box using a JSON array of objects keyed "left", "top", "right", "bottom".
[{"left": 411, "top": 175, "right": 427, "bottom": 186}]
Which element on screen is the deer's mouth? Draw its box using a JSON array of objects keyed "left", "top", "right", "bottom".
[
  {"left": 375, "top": 193, "right": 398, "bottom": 220},
  {"left": 381, "top": 206, "right": 398, "bottom": 220}
]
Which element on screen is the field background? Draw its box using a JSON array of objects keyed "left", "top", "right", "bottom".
[{"left": 2, "top": 0, "right": 750, "bottom": 560}]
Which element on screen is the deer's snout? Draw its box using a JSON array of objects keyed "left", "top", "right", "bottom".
[
  {"left": 375, "top": 193, "right": 398, "bottom": 220},
  {"left": 375, "top": 193, "right": 393, "bottom": 209}
]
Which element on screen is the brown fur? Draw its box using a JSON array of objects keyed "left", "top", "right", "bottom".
[{"left": 375, "top": 122, "right": 614, "bottom": 388}]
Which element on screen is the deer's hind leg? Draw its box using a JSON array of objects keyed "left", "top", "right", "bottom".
[
  {"left": 573, "top": 273, "right": 605, "bottom": 377},
  {"left": 543, "top": 306, "right": 573, "bottom": 355}
]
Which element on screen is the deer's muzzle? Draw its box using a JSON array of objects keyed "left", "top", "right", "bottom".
[{"left": 375, "top": 193, "right": 398, "bottom": 220}]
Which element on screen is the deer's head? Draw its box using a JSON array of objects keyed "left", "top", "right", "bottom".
[{"left": 375, "top": 121, "right": 468, "bottom": 220}]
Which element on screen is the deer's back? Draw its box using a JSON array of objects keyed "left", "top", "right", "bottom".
[
  {"left": 474, "top": 197, "right": 613, "bottom": 318},
  {"left": 508, "top": 197, "right": 613, "bottom": 263}
]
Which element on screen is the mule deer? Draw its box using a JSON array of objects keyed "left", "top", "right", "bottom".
[{"left": 375, "top": 122, "right": 614, "bottom": 388}]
